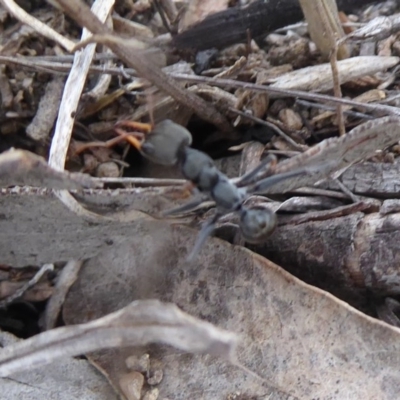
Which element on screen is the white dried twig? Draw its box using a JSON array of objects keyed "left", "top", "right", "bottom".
[
  {"left": 0, "top": 300, "right": 237, "bottom": 377},
  {"left": 47, "top": 0, "right": 115, "bottom": 219},
  {"left": 44, "top": 260, "right": 83, "bottom": 330},
  {"left": 0, "top": 0, "right": 76, "bottom": 51},
  {"left": 0, "top": 264, "right": 54, "bottom": 308},
  {"left": 344, "top": 15, "right": 400, "bottom": 43}
]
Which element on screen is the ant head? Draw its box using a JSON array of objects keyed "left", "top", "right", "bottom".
[
  {"left": 141, "top": 120, "right": 193, "bottom": 165},
  {"left": 239, "top": 206, "right": 277, "bottom": 243}
]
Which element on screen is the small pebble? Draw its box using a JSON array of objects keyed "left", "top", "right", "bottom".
[
  {"left": 278, "top": 108, "right": 303, "bottom": 131},
  {"left": 147, "top": 369, "right": 163, "bottom": 385},
  {"left": 269, "top": 99, "right": 287, "bottom": 115},
  {"left": 142, "top": 388, "right": 159, "bottom": 400},
  {"left": 125, "top": 353, "right": 150, "bottom": 373},
  {"left": 383, "top": 152, "right": 395, "bottom": 163},
  {"left": 119, "top": 371, "right": 144, "bottom": 400},
  {"left": 392, "top": 144, "right": 400, "bottom": 154},
  {"left": 95, "top": 161, "right": 120, "bottom": 178},
  {"left": 83, "top": 153, "right": 98, "bottom": 173}
]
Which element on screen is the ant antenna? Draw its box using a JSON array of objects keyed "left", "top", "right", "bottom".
[{"left": 145, "top": 88, "right": 156, "bottom": 129}]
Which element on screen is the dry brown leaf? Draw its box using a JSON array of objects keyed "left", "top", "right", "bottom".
[
  {"left": 0, "top": 149, "right": 100, "bottom": 189},
  {"left": 0, "top": 300, "right": 236, "bottom": 377},
  {"left": 0, "top": 330, "right": 118, "bottom": 399},
  {"left": 61, "top": 222, "right": 400, "bottom": 399}
]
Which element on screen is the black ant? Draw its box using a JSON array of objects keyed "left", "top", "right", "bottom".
[{"left": 115, "top": 119, "right": 308, "bottom": 260}]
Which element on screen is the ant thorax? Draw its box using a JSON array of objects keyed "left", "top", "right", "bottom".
[
  {"left": 179, "top": 147, "right": 220, "bottom": 192},
  {"left": 211, "top": 175, "right": 246, "bottom": 211}
]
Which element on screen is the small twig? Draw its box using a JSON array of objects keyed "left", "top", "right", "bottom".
[
  {"left": 158, "top": 0, "right": 179, "bottom": 33},
  {"left": 377, "top": 298, "right": 400, "bottom": 327},
  {"left": 0, "top": 264, "right": 54, "bottom": 309},
  {"left": 171, "top": 74, "right": 400, "bottom": 117},
  {"left": 48, "top": 0, "right": 115, "bottom": 221},
  {"left": 44, "top": 260, "right": 83, "bottom": 330},
  {"left": 291, "top": 187, "right": 349, "bottom": 200},
  {"left": 95, "top": 177, "right": 185, "bottom": 186},
  {"left": 84, "top": 16, "right": 114, "bottom": 101},
  {"left": 318, "top": 0, "right": 346, "bottom": 136},
  {"left": 229, "top": 108, "right": 305, "bottom": 151},
  {"left": 50, "top": 0, "right": 232, "bottom": 133},
  {"left": 295, "top": 99, "right": 373, "bottom": 120},
  {"left": 330, "top": 38, "right": 346, "bottom": 136},
  {"left": 152, "top": 0, "right": 172, "bottom": 34},
  {"left": 333, "top": 178, "right": 360, "bottom": 203},
  {"left": 0, "top": 0, "right": 76, "bottom": 51},
  {"left": 1, "top": 54, "right": 398, "bottom": 117},
  {"left": 299, "top": 0, "right": 349, "bottom": 60},
  {"left": 282, "top": 201, "right": 373, "bottom": 226}
]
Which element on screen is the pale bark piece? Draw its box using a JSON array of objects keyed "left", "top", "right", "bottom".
[
  {"left": 0, "top": 330, "right": 118, "bottom": 400},
  {"left": 44, "top": 260, "right": 83, "bottom": 330},
  {"left": 172, "top": 0, "right": 389, "bottom": 50},
  {"left": 260, "top": 116, "right": 400, "bottom": 194},
  {"left": 0, "top": 300, "right": 236, "bottom": 378},
  {"left": 346, "top": 14, "right": 400, "bottom": 43},
  {"left": 63, "top": 223, "right": 400, "bottom": 400},
  {"left": 260, "top": 210, "right": 400, "bottom": 300},
  {"left": 26, "top": 76, "right": 65, "bottom": 142},
  {"left": 299, "top": 0, "right": 349, "bottom": 60},
  {"left": 0, "top": 149, "right": 99, "bottom": 189},
  {"left": 320, "top": 162, "right": 400, "bottom": 197},
  {"left": 270, "top": 56, "right": 399, "bottom": 92},
  {"left": 179, "top": 0, "right": 229, "bottom": 31}
]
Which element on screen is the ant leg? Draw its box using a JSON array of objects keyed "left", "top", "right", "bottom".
[
  {"left": 115, "top": 121, "right": 153, "bottom": 134},
  {"left": 114, "top": 128, "right": 143, "bottom": 151},
  {"left": 187, "top": 212, "right": 223, "bottom": 261},
  {"left": 73, "top": 135, "right": 129, "bottom": 155},
  {"left": 248, "top": 168, "right": 307, "bottom": 194},
  {"left": 236, "top": 154, "right": 277, "bottom": 187},
  {"left": 162, "top": 195, "right": 210, "bottom": 217}
]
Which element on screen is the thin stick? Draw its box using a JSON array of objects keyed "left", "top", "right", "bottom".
[
  {"left": 0, "top": 54, "right": 398, "bottom": 117},
  {"left": 229, "top": 108, "right": 304, "bottom": 151},
  {"left": 50, "top": 0, "right": 232, "bottom": 133},
  {"left": 0, "top": 264, "right": 54, "bottom": 308},
  {"left": 1, "top": 0, "right": 76, "bottom": 51},
  {"left": 48, "top": 0, "right": 115, "bottom": 222},
  {"left": 44, "top": 260, "right": 83, "bottom": 330},
  {"left": 171, "top": 73, "right": 400, "bottom": 117},
  {"left": 319, "top": 0, "right": 346, "bottom": 136}
]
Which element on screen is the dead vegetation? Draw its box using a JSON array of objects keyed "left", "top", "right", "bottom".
[{"left": 2, "top": 0, "right": 400, "bottom": 399}]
